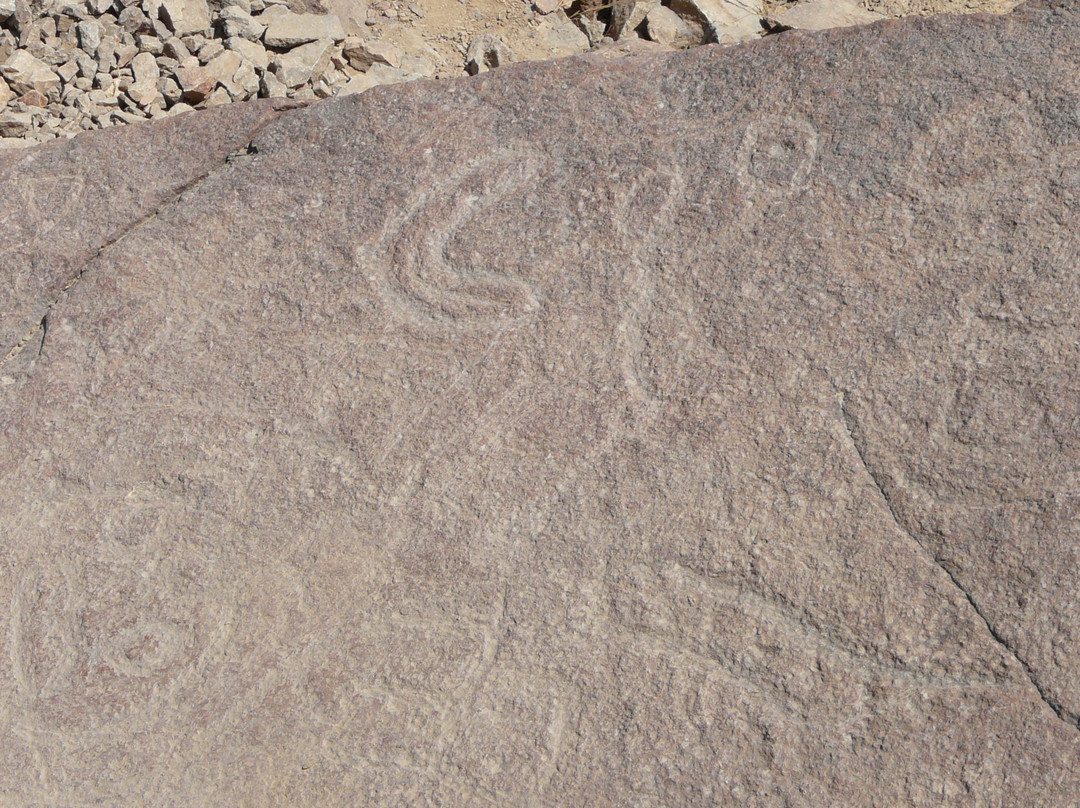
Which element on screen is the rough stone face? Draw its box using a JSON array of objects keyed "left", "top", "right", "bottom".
[
  {"left": 1, "top": 48, "right": 59, "bottom": 95},
  {"left": 1, "top": 2, "right": 1079, "bottom": 805},
  {"left": 683, "top": 0, "right": 764, "bottom": 43},
  {"left": 258, "top": 7, "right": 345, "bottom": 48},
  {"left": 158, "top": 0, "right": 211, "bottom": 37},
  {"left": 341, "top": 34, "right": 400, "bottom": 70},
  {"left": 769, "top": 0, "right": 887, "bottom": 30},
  {"left": 270, "top": 37, "right": 332, "bottom": 88}
]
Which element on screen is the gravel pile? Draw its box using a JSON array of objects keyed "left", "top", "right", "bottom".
[{"left": 0, "top": 0, "right": 417, "bottom": 146}]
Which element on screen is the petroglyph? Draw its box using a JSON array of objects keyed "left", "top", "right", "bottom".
[
  {"left": 360, "top": 149, "right": 545, "bottom": 328},
  {"left": 8, "top": 548, "right": 239, "bottom": 738},
  {"left": 735, "top": 116, "right": 821, "bottom": 205}
]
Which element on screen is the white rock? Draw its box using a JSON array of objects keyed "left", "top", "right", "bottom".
[
  {"left": 538, "top": 9, "right": 590, "bottom": 57},
  {"left": 767, "top": 0, "right": 885, "bottom": 31},
  {"left": 172, "top": 61, "right": 214, "bottom": 101},
  {"left": 1, "top": 50, "right": 60, "bottom": 95},
  {"left": 270, "top": 38, "right": 333, "bottom": 87},
  {"left": 225, "top": 36, "right": 268, "bottom": 71},
  {"left": 337, "top": 62, "right": 417, "bottom": 96},
  {"left": 76, "top": 19, "right": 103, "bottom": 53},
  {"left": 465, "top": 34, "right": 513, "bottom": 76},
  {"left": 646, "top": 5, "right": 701, "bottom": 49},
  {"left": 204, "top": 48, "right": 241, "bottom": 88},
  {"left": 0, "top": 110, "right": 36, "bottom": 136},
  {"left": 342, "top": 36, "right": 399, "bottom": 70},
  {"left": 0, "top": 0, "right": 15, "bottom": 22},
  {"left": 131, "top": 49, "right": 159, "bottom": 84},
  {"left": 679, "top": 0, "right": 762, "bottom": 44},
  {"left": 219, "top": 6, "right": 265, "bottom": 41},
  {"left": 231, "top": 57, "right": 259, "bottom": 97},
  {"left": 198, "top": 40, "right": 224, "bottom": 63},
  {"left": 204, "top": 85, "right": 230, "bottom": 105},
  {"left": 399, "top": 53, "right": 433, "bottom": 78},
  {"left": 609, "top": 0, "right": 659, "bottom": 40},
  {"left": 259, "top": 67, "right": 286, "bottom": 97},
  {"left": 56, "top": 60, "right": 79, "bottom": 82},
  {"left": 0, "top": 78, "right": 13, "bottom": 107},
  {"left": 159, "top": 0, "right": 211, "bottom": 36},
  {"left": 259, "top": 10, "right": 345, "bottom": 48}
]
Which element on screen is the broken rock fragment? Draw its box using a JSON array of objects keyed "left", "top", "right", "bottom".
[
  {"left": 767, "top": 0, "right": 886, "bottom": 30},
  {"left": 270, "top": 37, "right": 333, "bottom": 87},
  {"left": 337, "top": 60, "right": 417, "bottom": 95},
  {"left": 258, "top": 7, "right": 345, "bottom": 48},
  {"left": 341, "top": 35, "right": 399, "bottom": 70},
  {"left": 172, "top": 59, "right": 214, "bottom": 101},
  {"left": 665, "top": 0, "right": 762, "bottom": 45},
  {"left": 1, "top": 48, "right": 59, "bottom": 95},
  {"left": 158, "top": 0, "right": 211, "bottom": 36},
  {"left": 465, "top": 33, "right": 513, "bottom": 75},
  {"left": 218, "top": 5, "right": 265, "bottom": 40},
  {"left": 646, "top": 4, "right": 703, "bottom": 48}
]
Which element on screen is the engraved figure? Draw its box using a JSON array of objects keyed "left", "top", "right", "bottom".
[{"left": 360, "top": 149, "right": 545, "bottom": 327}]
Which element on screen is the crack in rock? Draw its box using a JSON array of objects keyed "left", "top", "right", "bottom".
[
  {"left": 839, "top": 391, "right": 1080, "bottom": 735},
  {"left": 0, "top": 100, "right": 309, "bottom": 374}
]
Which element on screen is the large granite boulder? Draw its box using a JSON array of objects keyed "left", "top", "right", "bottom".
[{"left": 1, "top": 0, "right": 1078, "bottom": 804}]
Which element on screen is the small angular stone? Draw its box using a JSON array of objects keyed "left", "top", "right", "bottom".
[
  {"left": 270, "top": 37, "right": 332, "bottom": 88},
  {"left": 203, "top": 47, "right": 241, "bottom": 86},
  {"left": 172, "top": 60, "right": 213, "bottom": 101},
  {"left": 131, "top": 49, "right": 159, "bottom": 84},
  {"left": 18, "top": 87, "right": 47, "bottom": 106},
  {"left": 767, "top": 0, "right": 885, "bottom": 31},
  {"left": 0, "top": 109, "right": 35, "bottom": 135},
  {"left": 230, "top": 57, "right": 258, "bottom": 98},
  {"left": 197, "top": 39, "right": 224, "bottom": 63},
  {"left": 341, "top": 36, "right": 400, "bottom": 70},
  {"left": 224, "top": 36, "right": 267, "bottom": 71},
  {"left": 465, "top": 34, "right": 512, "bottom": 75},
  {"left": 218, "top": 6, "right": 264, "bottom": 41},
  {"left": 258, "top": 9, "right": 345, "bottom": 48},
  {"left": 76, "top": 18, "right": 103, "bottom": 52},
  {"left": 56, "top": 60, "right": 79, "bottom": 82},
  {"left": 158, "top": 0, "right": 210, "bottom": 36},
  {"left": 646, "top": 4, "right": 702, "bottom": 48},
  {"left": 137, "top": 33, "right": 163, "bottom": 53},
  {"left": 1, "top": 49, "right": 60, "bottom": 95},
  {"left": 258, "top": 65, "right": 285, "bottom": 96}
]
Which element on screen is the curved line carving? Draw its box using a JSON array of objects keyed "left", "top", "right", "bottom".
[{"left": 363, "top": 149, "right": 545, "bottom": 328}]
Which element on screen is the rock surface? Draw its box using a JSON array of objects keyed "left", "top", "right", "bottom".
[{"left": 1, "top": 1, "right": 1079, "bottom": 804}]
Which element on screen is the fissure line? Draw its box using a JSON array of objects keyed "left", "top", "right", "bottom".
[{"left": 839, "top": 392, "right": 1080, "bottom": 735}]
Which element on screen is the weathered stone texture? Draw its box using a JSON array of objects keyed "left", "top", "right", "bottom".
[{"left": 1, "top": 1, "right": 1079, "bottom": 805}]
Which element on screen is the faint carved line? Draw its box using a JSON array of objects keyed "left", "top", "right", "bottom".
[
  {"left": 839, "top": 390, "right": 1080, "bottom": 733},
  {"left": 362, "top": 149, "right": 545, "bottom": 329},
  {"left": 9, "top": 559, "right": 80, "bottom": 706},
  {"left": 615, "top": 165, "right": 686, "bottom": 410},
  {"left": 735, "top": 115, "right": 821, "bottom": 203}
]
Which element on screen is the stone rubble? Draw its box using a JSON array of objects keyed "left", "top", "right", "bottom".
[{"left": 0, "top": 0, "right": 938, "bottom": 147}]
